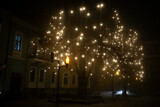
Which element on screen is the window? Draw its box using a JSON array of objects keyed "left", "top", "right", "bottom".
[
  {"left": 51, "top": 71, "right": 55, "bottom": 83},
  {"left": 39, "top": 70, "right": 44, "bottom": 82},
  {"left": 63, "top": 73, "right": 68, "bottom": 85},
  {"left": 14, "top": 35, "right": 22, "bottom": 51},
  {"left": 30, "top": 68, "right": 36, "bottom": 82},
  {"left": 72, "top": 75, "right": 75, "bottom": 85}
]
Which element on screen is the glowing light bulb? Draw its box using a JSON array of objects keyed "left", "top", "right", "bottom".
[
  {"left": 103, "top": 68, "right": 105, "bottom": 71},
  {"left": 100, "top": 3, "right": 104, "bottom": 7},
  {"left": 97, "top": 5, "right": 100, "bottom": 8},
  {"left": 80, "top": 33, "right": 84, "bottom": 36},
  {"left": 75, "top": 57, "right": 78, "bottom": 60},
  {"left": 80, "top": 37, "right": 83, "bottom": 40},
  {"left": 76, "top": 42, "right": 80, "bottom": 46},
  {"left": 88, "top": 62, "right": 91, "bottom": 65},
  {"left": 70, "top": 10, "right": 74, "bottom": 14},
  {"left": 60, "top": 54, "right": 63, "bottom": 57},
  {"left": 100, "top": 23, "right": 103, "bottom": 26},
  {"left": 75, "top": 27, "right": 78, "bottom": 31},
  {"left": 47, "top": 31, "right": 51, "bottom": 34},
  {"left": 97, "top": 3, "right": 104, "bottom": 8},
  {"left": 82, "top": 7, "right": 86, "bottom": 10},
  {"left": 56, "top": 36, "right": 60, "bottom": 40},
  {"left": 59, "top": 17, "right": 62, "bottom": 20},
  {"left": 93, "top": 26, "right": 96, "bottom": 29},
  {"left": 87, "top": 13, "right": 90, "bottom": 16},
  {"left": 62, "top": 61, "right": 65, "bottom": 65},
  {"left": 67, "top": 40, "right": 70, "bottom": 43},
  {"left": 80, "top": 6, "right": 86, "bottom": 11}
]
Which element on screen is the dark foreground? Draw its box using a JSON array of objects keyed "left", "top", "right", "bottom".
[{"left": 0, "top": 96, "right": 160, "bottom": 107}]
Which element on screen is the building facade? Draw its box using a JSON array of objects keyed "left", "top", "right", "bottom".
[
  {"left": 0, "top": 9, "right": 82, "bottom": 96},
  {"left": 0, "top": 9, "right": 11, "bottom": 93}
]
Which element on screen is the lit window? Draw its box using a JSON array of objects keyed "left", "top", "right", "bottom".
[
  {"left": 14, "top": 35, "right": 22, "bottom": 51},
  {"left": 30, "top": 68, "right": 36, "bottom": 82}
]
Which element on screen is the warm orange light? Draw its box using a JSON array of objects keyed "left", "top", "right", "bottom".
[
  {"left": 116, "top": 71, "right": 120, "bottom": 76},
  {"left": 65, "top": 56, "right": 70, "bottom": 65}
]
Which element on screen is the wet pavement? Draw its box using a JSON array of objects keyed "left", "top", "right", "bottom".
[{"left": 0, "top": 96, "right": 160, "bottom": 107}]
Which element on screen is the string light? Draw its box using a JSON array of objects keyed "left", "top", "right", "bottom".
[
  {"left": 70, "top": 10, "right": 74, "bottom": 14},
  {"left": 87, "top": 13, "right": 90, "bottom": 16},
  {"left": 30, "top": 3, "right": 144, "bottom": 84},
  {"left": 75, "top": 27, "right": 78, "bottom": 31}
]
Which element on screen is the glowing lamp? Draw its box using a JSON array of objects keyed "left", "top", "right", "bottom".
[
  {"left": 65, "top": 56, "right": 70, "bottom": 68},
  {"left": 116, "top": 71, "right": 120, "bottom": 76}
]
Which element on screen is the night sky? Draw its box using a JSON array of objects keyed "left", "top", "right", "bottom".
[{"left": 1, "top": 0, "right": 160, "bottom": 41}]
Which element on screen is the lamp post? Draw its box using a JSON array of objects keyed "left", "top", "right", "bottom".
[
  {"left": 56, "top": 56, "right": 69, "bottom": 106},
  {"left": 112, "top": 70, "right": 120, "bottom": 97}
]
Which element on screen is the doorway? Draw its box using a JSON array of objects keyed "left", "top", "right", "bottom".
[{"left": 10, "top": 72, "right": 23, "bottom": 95}]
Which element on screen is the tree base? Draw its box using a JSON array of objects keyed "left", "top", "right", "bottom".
[{"left": 122, "top": 91, "right": 128, "bottom": 96}]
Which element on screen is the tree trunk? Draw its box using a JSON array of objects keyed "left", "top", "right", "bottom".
[
  {"left": 112, "top": 76, "right": 114, "bottom": 97},
  {"left": 122, "top": 78, "right": 127, "bottom": 96},
  {"left": 77, "top": 74, "right": 88, "bottom": 97}
]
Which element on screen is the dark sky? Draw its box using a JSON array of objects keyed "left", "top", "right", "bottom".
[{"left": 1, "top": 0, "right": 160, "bottom": 41}]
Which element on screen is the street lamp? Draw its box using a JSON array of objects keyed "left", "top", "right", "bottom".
[
  {"left": 112, "top": 70, "right": 120, "bottom": 97},
  {"left": 65, "top": 56, "right": 69, "bottom": 68},
  {"left": 56, "top": 56, "right": 70, "bottom": 106},
  {"left": 115, "top": 70, "right": 120, "bottom": 76}
]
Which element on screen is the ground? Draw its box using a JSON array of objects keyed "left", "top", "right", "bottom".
[{"left": 1, "top": 95, "right": 160, "bottom": 107}]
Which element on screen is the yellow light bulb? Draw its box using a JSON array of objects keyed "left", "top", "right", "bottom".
[{"left": 65, "top": 56, "right": 70, "bottom": 65}]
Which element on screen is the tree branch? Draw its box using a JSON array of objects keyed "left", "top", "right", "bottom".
[{"left": 86, "top": 63, "right": 94, "bottom": 80}]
